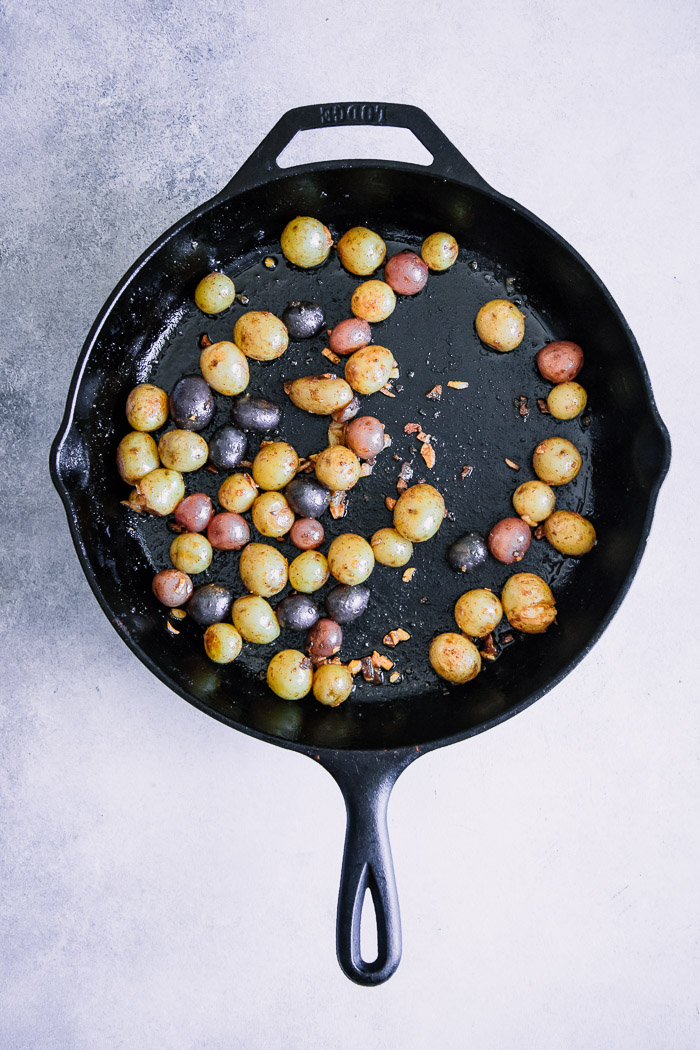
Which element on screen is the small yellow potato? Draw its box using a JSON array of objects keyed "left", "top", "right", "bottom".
[
  {"left": 512, "top": 480, "right": 556, "bottom": 526},
  {"left": 543, "top": 511, "right": 596, "bottom": 555},
  {"left": 169, "top": 532, "right": 213, "bottom": 574},
  {"left": 393, "top": 483, "right": 445, "bottom": 542},
  {"left": 370, "top": 528, "right": 413, "bottom": 567},
  {"left": 131, "top": 468, "right": 184, "bottom": 516},
  {"left": 117, "top": 431, "right": 159, "bottom": 484},
  {"left": 200, "top": 341, "right": 249, "bottom": 396},
  {"left": 501, "top": 573, "right": 557, "bottom": 633},
  {"left": 267, "top": 649, "right": 314, "bottom": 699},
  {"left": 454, "top": 589, "right": 503, "bottom": 638},
  {"left": 218, "top": 472, "right": 258, "bottom": 513},
  {"left": 313, "top": 663, "right": 354, "bottom": 707},
  {"left": 284, "top": 375, "right": 354, "bottom": 415},
  {"left": 125, "top": 384, "right": 168, "bottom": 432},
  {"left": 204, "top": 623, "right": 243, "bottom": 664},
  {"left": 289, "top": 550, "right": 329, "bottom": 593},
  {"left": 546, "top": 382, "right": 588, "bottom": 420},
  {"left": 194, "top": 272, "right": 236, "bottom": 314},
  {"left": 327, "top": 534, "right": 375, "bottom": 585},
  {"left": 232, "top": 595, "right": 280, "bottom": 644},
  {"left": 429, "top": 633, "right": 481, "bottom": 683},
  {"left": 314, "top": 446, "right": 361, "bottom": 490},
  {"left": 421, "top": 232, "right": 459, "bottom": 271},
  {"left": 157, "top": 430, "right": 208, "bottom": 472},
  {"left": 238, "top": 542, "right": 288, "bottom": 596},
  {"left": 251, "top": 491, "right": 295, "bottom": 538},
  {"left": 280, "top": 216, "right": 333, "bottom": 268},
  {"left": 337, "top": 226, "right": 386, "bottom": 275},
  {"left": 475, "top": 299, "right": 525, "bottom": 352},
  {"left": 252, "top": 442, "right": 299, "bottom": 491},
  {"left": 344, "top": 346, "right": 396, "bottom": 395},
  {"left": 351, "top": 280, "right": 396, "bottom": 323},
  {"left": 532, "top": 437, "right": 582, "bottom": 486},
  {"left": 234, "top": 311, "right": 289, "bottom": 361}
]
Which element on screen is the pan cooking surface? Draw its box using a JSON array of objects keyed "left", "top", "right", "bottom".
[{"left": 127, "top": 232, "right": 595, "bottom": 705}]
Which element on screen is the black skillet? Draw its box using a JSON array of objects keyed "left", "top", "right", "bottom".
[{"left": 50, "top": 102, "right": 671, "bottom": 985}]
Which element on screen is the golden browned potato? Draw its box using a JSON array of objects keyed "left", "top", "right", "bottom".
[
  {"left": 314, "top": 446, "right": 361, "bottom": 490},
  {"left": 284, "top": 375, "right": 354, "bottom": 415},
  {"left": 351, "top": 280, "right": 396, "bottom": 323},
  {"left": 251, "top": 491, "right": 295, "bottom": 538},
  {"left": 289, "top": 550, "right": 329, "bottom": 593},
  {"left": 512, "top": 480, "right": 556, "bottom": 526},
  {"left": 313, "top": 663, "right": 354, "bottom": 707},
  {"left": 203, "top": 623, "right": 243, "bottom": 664},
  {"left": 232, "top": 595, "right": 280, "bottom": 644},
  {"left": 194, "top": 272, "right": 236, "bottom": 314},
  {"left": 117, "top": 431, "right": 159, "bottom": 484},
  {"left": 267, "top": 649, "right": 314, "bottom": 699},
  {"left": 125, "top": 384, "right": 169, "bottom": 432},
  {"left": 327, "top": 534, "right": 375, "bottom": 585},
  {"left": 543, "top": 511, "right": 596, "bottom": 555},
  {"left": 421, "top": 232, "right": 458, "bottom": 271},
  {"left": 393, "top": 483, "right": 445, "bottom": 542},
  {"left": 130, "top": 468, "right": 184, "bottom": 516},
  {"left": 532, "top": 437, "right": 582, "bottom": 486},
  {"left": 501, "top": 573, "right": 557, "bottom": 633},
  {"left": 475, "top": 299, "right": 525, "bottom": 352},
  {"left": 546, "top": 382, "right": 588, "bottom": 420},
  {"left": 169, "top": 532, "right": 213, "bottom": 574},
  {"left": 454, "top": 589, "right": 503, "bottom": 638},
  {"left": 370, "top": 528, "right": 413, "bottom": 567},
  {"left": 429, "top": 633, "right": 481, "bottom": 683},
  {"left": 200, "top": 341, "right": 249, "bottom": 396},
  {"left": 234, "top": 311, "right": 289, "bottom": 361},
  {"left": 157, "top": 430, "right": 208, "bottom": 472},
  {"left": 344, "top": 346, "right": 396, "bottom": 395},
  {"left": 337, "top": 226, "right": 386, "bottom": 275},
  {"left": 252, "top": 442, "right": 299, "bottom": 491},
  {"left": 280, "top": 216, "right": 333, "bottom": 268},
  {"left": 218, "top": 472, "right": 258, "bottom": 513},
  {"left": 239, "top": 542, "right": 288, "bottom": 596}
]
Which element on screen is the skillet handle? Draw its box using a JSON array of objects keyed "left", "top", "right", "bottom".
[
  {"left": 316, "top": 749, "right": 417, "bottom": 986},
  {"left": 221, "top": 102, "right": 492, "bottom": 195}
]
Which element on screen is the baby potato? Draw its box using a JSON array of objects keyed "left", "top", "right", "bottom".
[
  {"left": 169, "top": 532, "right": 213, "bottom": 574},
  {"left": 234, "top": 311, "right": 289, "bottom": 361},
  {"left": 239, "top": 542, "right": 288, "bottom": 596},
  {"left": 132, "top": 468, "right": 184, "bottom": 516},
  {"left": 203, "top": 622, "right": 243, "bottom": 664},
  {"left": 152, "top": 568, "right": 193, "bottom": 607},
  {"left": 371, "top": 528, "right": 413, "bottom": 567},
  {"left": 337, "top": 226, "right": 386, "bottom": 275},
  {"left": 421, "top": 232, "right": 459, "bottom": 271},
  {"left": 327, "top": 534, "right": 375, "bottom": 586},
  {"left": 543, "top": 510, "right": 596, "bottom": 555},
  {"left": 125, "top": 384, "right": 168, "bottom": 432},
  {"left": 232, "top": 594, "right": 280, "bottom": 644},
  {"left": 384, "top": 250, "right": 428, "bottom": 295},
  {"left": 393, "top": 483, "right": 445, "bottom": 542},
  {"left": 266, "top": 649, "right": 313, "bottom": 699},
  {"left": 252, "top": 442, "right": 299, "bottom": 491},
  {"left": 351, "top": 280, "right": 396, "bottom": 323},
  {"left": 280, "top": 216, "right": 333, "bottom": 268},
  {"left": 344, "top": 346, "right": 396, "bottom": 395},
  {"left": 501, "top": 573, "right": 557, "bottom": 633},
  {"left": 329, "top": 318, "right": 372, "bottom": 356},
  {"left": 284, "top": 375, "right": 354, "bottom": 415},
  {"left": 289, "top": 550, "right": 329, "bottom": 593},
  {"left": 218, "top": 472, "right": 258, "bottom": 513},
  {"left": 512, "top": 480, "right": 556, "bottom": 526},
  {"left": 313, "top": 663, "right": 354, "bottom": 707},
  {"left": 475, "top": 299, "right": 525, "bottom": 352},
  {"left": 344, "top": 416, "right": 385, "bottom": 460},
  {"left": 454, "top": 589, "right": 503, "bottom": 638},
  {"left": 194, "top": 272, "right": 236, "bottom": 314},
  {"left": 157, "top": 430, "right": 208, "bottom": 472},
  {"left": 533, "top": 437, "right": 582, "bottom": 486},
  {"left": 546, "top": 382, "right": 588, "bottom": 420},
  {"left": 536, "top": 341, "right": 584, "bottom": 383},
  {"left": 200, "top": 341, "right": 249, "bottom": 396},
  {"left": 252, "top": 491, "right": 295, "bottom": 538},
  {"left": 429, "top": 633, "right": 481, "bottom": 683},
  {"left": 117, "top": 431, "right": 159, "bottom": 484},
  {"left": 314, "top": 446, "right": 362, "bottom": 491}
]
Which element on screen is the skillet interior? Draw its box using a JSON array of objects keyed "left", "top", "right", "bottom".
[{"left": 53, "top": 165, "right": 669, "bottom": 751}]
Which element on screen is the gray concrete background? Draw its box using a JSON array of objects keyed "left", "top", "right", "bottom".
[{"left": 2, "top": 0, "right": 699, "bottom": 1046}]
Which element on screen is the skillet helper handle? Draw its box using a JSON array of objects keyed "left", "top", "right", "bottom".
[
  {"left": 221, "top": 101, "right": 492, "bottom": 195},
  {"left": 318, "top": 750, "right": 415, "bottom": 986}
]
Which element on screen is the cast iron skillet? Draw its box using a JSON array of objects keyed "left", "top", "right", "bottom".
[{"left": 50, "top": 102, "right": 671, "bottom": 985}]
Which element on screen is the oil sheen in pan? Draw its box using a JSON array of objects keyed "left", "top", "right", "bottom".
[{"left": 127, "top": 235, "right": 596, "bottom": 703}]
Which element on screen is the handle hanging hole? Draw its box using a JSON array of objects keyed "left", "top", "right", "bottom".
[
  {"left": 276, "top": 126, "right": 434, "bottom": 169},
  {"left": 359, "top": 885, "right": 379, "bottom": 965}
]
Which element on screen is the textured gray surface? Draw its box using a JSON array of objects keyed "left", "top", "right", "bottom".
[{"left": 2, "top": 0, "right": 699, "bottom": 1046}]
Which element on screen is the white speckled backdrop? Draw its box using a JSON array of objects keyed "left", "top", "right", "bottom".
[{"left": 2, "top": 0, "right": 699, "bottom": 1046}]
